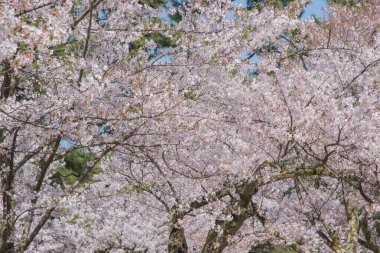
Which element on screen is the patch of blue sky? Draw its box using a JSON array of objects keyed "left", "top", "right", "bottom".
[
  {"left": 71, "top": 5, "right": 85, "bottom": 17},
  {"left": 147, "top": 49, "right": 172, "bottom": 63},
  {"left": 98, "top": 124, "right": 113, "bottom": 134},
  {"left": 231, "top": 0, "right": 328, "bottom": 20},
  {"left": 60, "top": 139, "right": 77, "bottom": 149},
  {"left": 161, "top": 0, "right": 182, "bottom": 24},
  {"left": 160, "top": 7, "right": 172, "bottom": 24},
  {"left": 231, "top": 0, "right": 248, "bottom": 8},
  {"left": 60, "top": 125, "right": 114, "bottom": 150},
  {"left": 66, "top": 35, "right": 76, "bottom": 44},
  {"left": 96, "top": 8, "right": 111, "bottom": 26},
  {"left": 225, "top": 10, "right": 235, "bottom": 21},
  {"left": 155, "top": 54, "right": 172, "bottom": 63},
  {"left": 248, "top": 67, "right": 260, "bottom": 77},
  {"left": 228, "top": 0, "right": 250, "bottom": 19},
  {"left": 239, "top": 51, "right": 260, "bottom": 63},
  {"left": 300, "top": 0, "right": 328, "bottom": 20}
]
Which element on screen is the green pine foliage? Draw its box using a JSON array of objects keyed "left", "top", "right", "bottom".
[
  {"left": 329, "top": 0, "right": 358, "bottom": 7},
  {"left": 129, "top": 32, "right": 178, "bottom": 57},
  {"left": 50, "top": 148, "right": 101, "bottom": 188},
  {"left": 244, "top": 0, "right": 297, "bottom": 11},
  {"left": 138, "top": 0, "right": 168, "bottom": 8},
  {"left": 50, "top": 36, "right": 84, "bottom": 59},
  {"left": 250, "top": 242, "right": 300, "bottom": 253}
]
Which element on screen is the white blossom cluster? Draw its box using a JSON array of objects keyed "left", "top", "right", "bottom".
[{"left": 0, "top": 0, "right": 379, "bottom": 252}]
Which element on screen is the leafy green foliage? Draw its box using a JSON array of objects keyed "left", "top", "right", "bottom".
[
  {"left": 314, "top": 176, "right": 327, "bottom": 189},
  {"left": 67, "top": 214, "right": 80, "bottom": 225},
  {"left": 129, "top": 32, "right": 177, "bottom": 57},
  {"left": 290, "top": 28, "right": 301, "bottom": 37},
  {"left": 328, "top": 0, "right": 359, "bottom": 7},
  {"left": 127, "top": 103, "right": 143, "bottom": 113},
  {"left": 15, "top": 75, "right": 47, "bottom": 102},
  {"left": 32, "top": 82, "right": 46, "bottom": 95},
  {"left": 50, "top": 149, "right": 101, "bottom": 188},
  {"left": 18, "top": 42, "right": 29, "bottom": 52},
  {"left": 228, "top": 69, "right": 238, "bottom": 78},
  {"left": 272, "top": 245, "right": 300, "bottom": 253},
  {"left": 18, "top": 15, "right": 42, "bottom": 27},
  {"left": 129, "top": 37, "right": 146, "bottom": 57},
  {"left": 169, "top": 11, "right": 182, "bottom": 23},
  {"left": 50, "top": 36, "right": 83, "bottom": 59},
  {"left": 254, "top": 42, "right": 280, "bottom": 54},
  {"left": 171, "top": 0, "right": 182, "bottom": 8},
  {"left": 250, "top": 242, "right": 300, "bottom": 253},
  {"left": 268, "top": 0, "right": 296, "bottom": 8},
  {"left": 138, "top": 0, "right": 168, "bottom": 8},
  {"left": 282, "top": 186, "right": 295, "bottom": 199},
  {"left": 242, "top": 0, "right": 297, "bottom": 11},
  {"left": 148, "top": 32, "right": 177, "bottom": 48},
  {"left": 183, "top": 91, "right": 197, "bottom": 100}
]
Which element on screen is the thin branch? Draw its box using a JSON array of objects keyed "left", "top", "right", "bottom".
[
  {"left": 341, "top": 58, "right": 380, "bottom": 93},
  {"left": 34, "top": 136, "right": 62, "bottom": 192},
  {"left": 71, "top": 0, "right": 104, "bottom": 29},
  {"left": 15, "top": 1, "right": 60, "bottom": 17},
  {"left": 1, "top": 128, "right": 19, "bottom": 252},
  {"left": 77, "top": 0, "right": 94, "bottom": 86},
  {"left": 22, "top": 207, "right": 55, "bottom": 251}
]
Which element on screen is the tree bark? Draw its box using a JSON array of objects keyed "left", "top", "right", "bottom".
[{"left": 1, "top": 60, "right": 15, "bottom": 99}]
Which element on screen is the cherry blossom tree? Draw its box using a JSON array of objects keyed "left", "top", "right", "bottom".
[{"left": 1, "top": 0, "right": 379, "bottom": 252}]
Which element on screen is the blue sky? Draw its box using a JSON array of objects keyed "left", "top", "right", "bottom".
[
  {"left": 237, "top": 0, "right": 329, "bottom": 64},
  {"left": 61, "top": 0, "right": 330, "bottom": 149},
  {"left": 232, "top": 0, "right": 328, "bottom": 20},
  {"left": 300, "top": 0, "right": 328, "bottom": 19}
]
